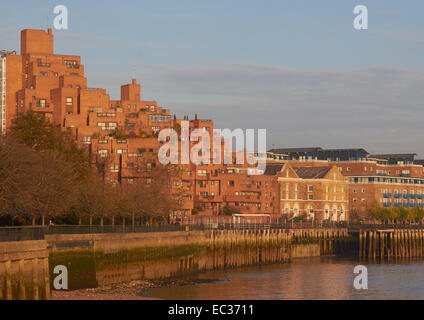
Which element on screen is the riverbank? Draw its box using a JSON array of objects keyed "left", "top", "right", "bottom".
[{"left": 52, "top": 278, "right": 221, "bottom": 300}]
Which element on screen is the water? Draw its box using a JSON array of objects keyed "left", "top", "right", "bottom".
[{"left": 145, "top": 257, "right": 424, "bottom": 300}]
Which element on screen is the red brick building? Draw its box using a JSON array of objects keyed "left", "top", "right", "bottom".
[{"left": 6, "top": 28, "right": 422, "bottom": 222}]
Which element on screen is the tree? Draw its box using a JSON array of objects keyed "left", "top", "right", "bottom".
[
  {"left": 11, "top": 111, "right": 89, "bottom": 178},
  {"left": 0, "top": 135, "right": 41, "bottom": 223},
  {"left": 29, "top": 151, "right": 81, "bottom": 225}
]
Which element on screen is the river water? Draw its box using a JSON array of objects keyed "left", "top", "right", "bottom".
[{"left": 145, "top": 257, "right": 424, "bottom": 300}]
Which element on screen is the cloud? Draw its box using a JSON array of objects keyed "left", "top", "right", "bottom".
[
  {"left": 126, "top": 62, "right": 424, "bottom": 156},
  {"left": 386, "top": 31, "right": 424, "bottom": 46}
]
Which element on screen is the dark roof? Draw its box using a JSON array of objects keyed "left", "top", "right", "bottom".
[
  {"left": 267, "top": 147, "right": 322, "bottom": 154},
  {"left": 293, "top": 166, "right": 331, "bottom": 179},
  {"left": 264, "top": 164, "right": 284, "bottom": 175},
  {"left": 369, "top": 153, "right": 417, "bottom": 160},
  {"left": 323, "top": 148, "right": 369, "bottom": 154}
]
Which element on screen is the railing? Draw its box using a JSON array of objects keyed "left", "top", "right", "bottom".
[
  {"left": 0, "top": 221, "right": 349, "bottom": 242},
  {"left": 348, "top": 223, "right": 424, "bottom": 231}
]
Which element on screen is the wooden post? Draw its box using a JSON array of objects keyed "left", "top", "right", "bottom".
[
  {"left": 32, "top": 258, "right": 39, "bottom": 300},
  {"left": 380, "top": 232, "right": 384, "bottom": 259},
  {"left": 43, "top": 258, "right": 51, "bottom": 300},
  {"left": 5, "top": 261, "right": 12, "bottom": 300},
  {"left": 19, "top": 259, "right": 26, "bottom": 300},
  {"left": 368, "top": 231, "right": 373, "bottom": 259}
]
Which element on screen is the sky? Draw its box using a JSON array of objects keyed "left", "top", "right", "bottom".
[{"left": 1, "top": 0, "right": 424, "bottom": 156}]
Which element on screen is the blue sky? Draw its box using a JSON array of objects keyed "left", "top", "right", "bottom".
[{"left": 1, "top": 1, "right": 424, "bottom": 155}]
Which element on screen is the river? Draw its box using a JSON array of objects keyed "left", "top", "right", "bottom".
[{"left": 145, "top": 257, "right": 424, "bottom": 300}]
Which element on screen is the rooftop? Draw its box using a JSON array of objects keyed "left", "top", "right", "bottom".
[
  {"left": 264, "top": 164, "right": 284, "bottom": 175},
  {"left": 293, "top": 166, "right": 331, "bottom": 179}
]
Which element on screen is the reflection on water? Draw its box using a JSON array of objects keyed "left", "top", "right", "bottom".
[{"left": 146, "top": 257, "right": 424, "bottom": 300}]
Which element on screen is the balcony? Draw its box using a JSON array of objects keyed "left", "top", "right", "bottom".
[
  {"left": 383, "top": 202, "right": 392, "bottom": 207},
  {"left": 37, "top": 62, "right": 51, "bottom": 68},
  {"left": 224, "top": 195, "right": 260, "bottom": 203},
  {"left": 394, "top": 193, "right": 402, "bottom": 198},
  {"left": 383, "top": 193, "right": 392, "bottom": 198}
]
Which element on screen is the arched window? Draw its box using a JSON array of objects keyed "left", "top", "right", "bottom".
[
  {"left": 332, "top": 206, "right": 338, "bottom": 221},
  {"left": 293, "top": 205, "right": 299, "bottom": 217},
  {"left": 324, "top": 205, "right": 330, "bottom": 220},
  {"left": 307, "top": 206, "right": 315, "bottom": 220},
  {"left": 340, "top": 206, "right": 345, "bottom": 221}
]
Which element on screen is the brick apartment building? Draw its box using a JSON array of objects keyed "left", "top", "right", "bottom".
[
  {"left": 0, "top": 28, "right": 279, "bottom": 220},
  {"left": 265, "top": 163, "right": 349, "bottom": 221},
  {"left": 3, "top": 29, "right": 422, "bottom": 222},
  {"left": 267, "top": 148, "right": 424, "bottom": 220}
]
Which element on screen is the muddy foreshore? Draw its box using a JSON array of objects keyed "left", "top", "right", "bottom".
[{"left": 52, "top": 278, "right": 220, "bottom": 300}]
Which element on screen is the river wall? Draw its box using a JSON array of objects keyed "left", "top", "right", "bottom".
[
  {"left": 46, "top": 228, "right": 350, "bottom": 290},
  {"left": 0, "top": 240, "right": 50, "bottom": 300},
  {"left": 358, "top": 229, "right": 424, "bottom": 259},
  {"left": 0, "top": 228, "right": 351, "bottom": 299}
]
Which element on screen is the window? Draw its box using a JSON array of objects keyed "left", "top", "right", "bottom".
[
  {"left": 197, "top": 169, "right": 207, "bottom": 176},
  {"left": 66, "top": 97, "right": 73, "bottom": 106},
  {"left": 125, "top": 122, "right": 135, "bottom": 130},
  {"left": 98, "top": 149, "right": 108, "bottom": 158},
  {"left": 64, "top": 60, "right": 78, "bottom": 68},
  {"left": 308, "top": 194, "right": 313, "bottom": 200},
  {"left": 37, "top": 99, "right": 47, "bottom": 107},
  {"left": 117, "top": 149, "right": 127, "bottom": 154},
  {"left": 308, "top": 186, "right": 313, "bottom": 192},
  {"left": 82, "top": 136, "right": 91, "bottom": 144},
  {"left": 107, "top": 122, "right": 117, "bottom": 130},
  {"left": 110, "top": 164, "right": 119, "bottom": 173}
]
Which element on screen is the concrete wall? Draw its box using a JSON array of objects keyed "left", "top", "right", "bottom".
[
  {"left": 0, "top": 240, "right": 50, "bottom": 300},
  {"left": 45, "top": 228, "right": 347, "bottom": 253},
  {"left": 47, "top": 228, "right": 348, "bottom": 289}
]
